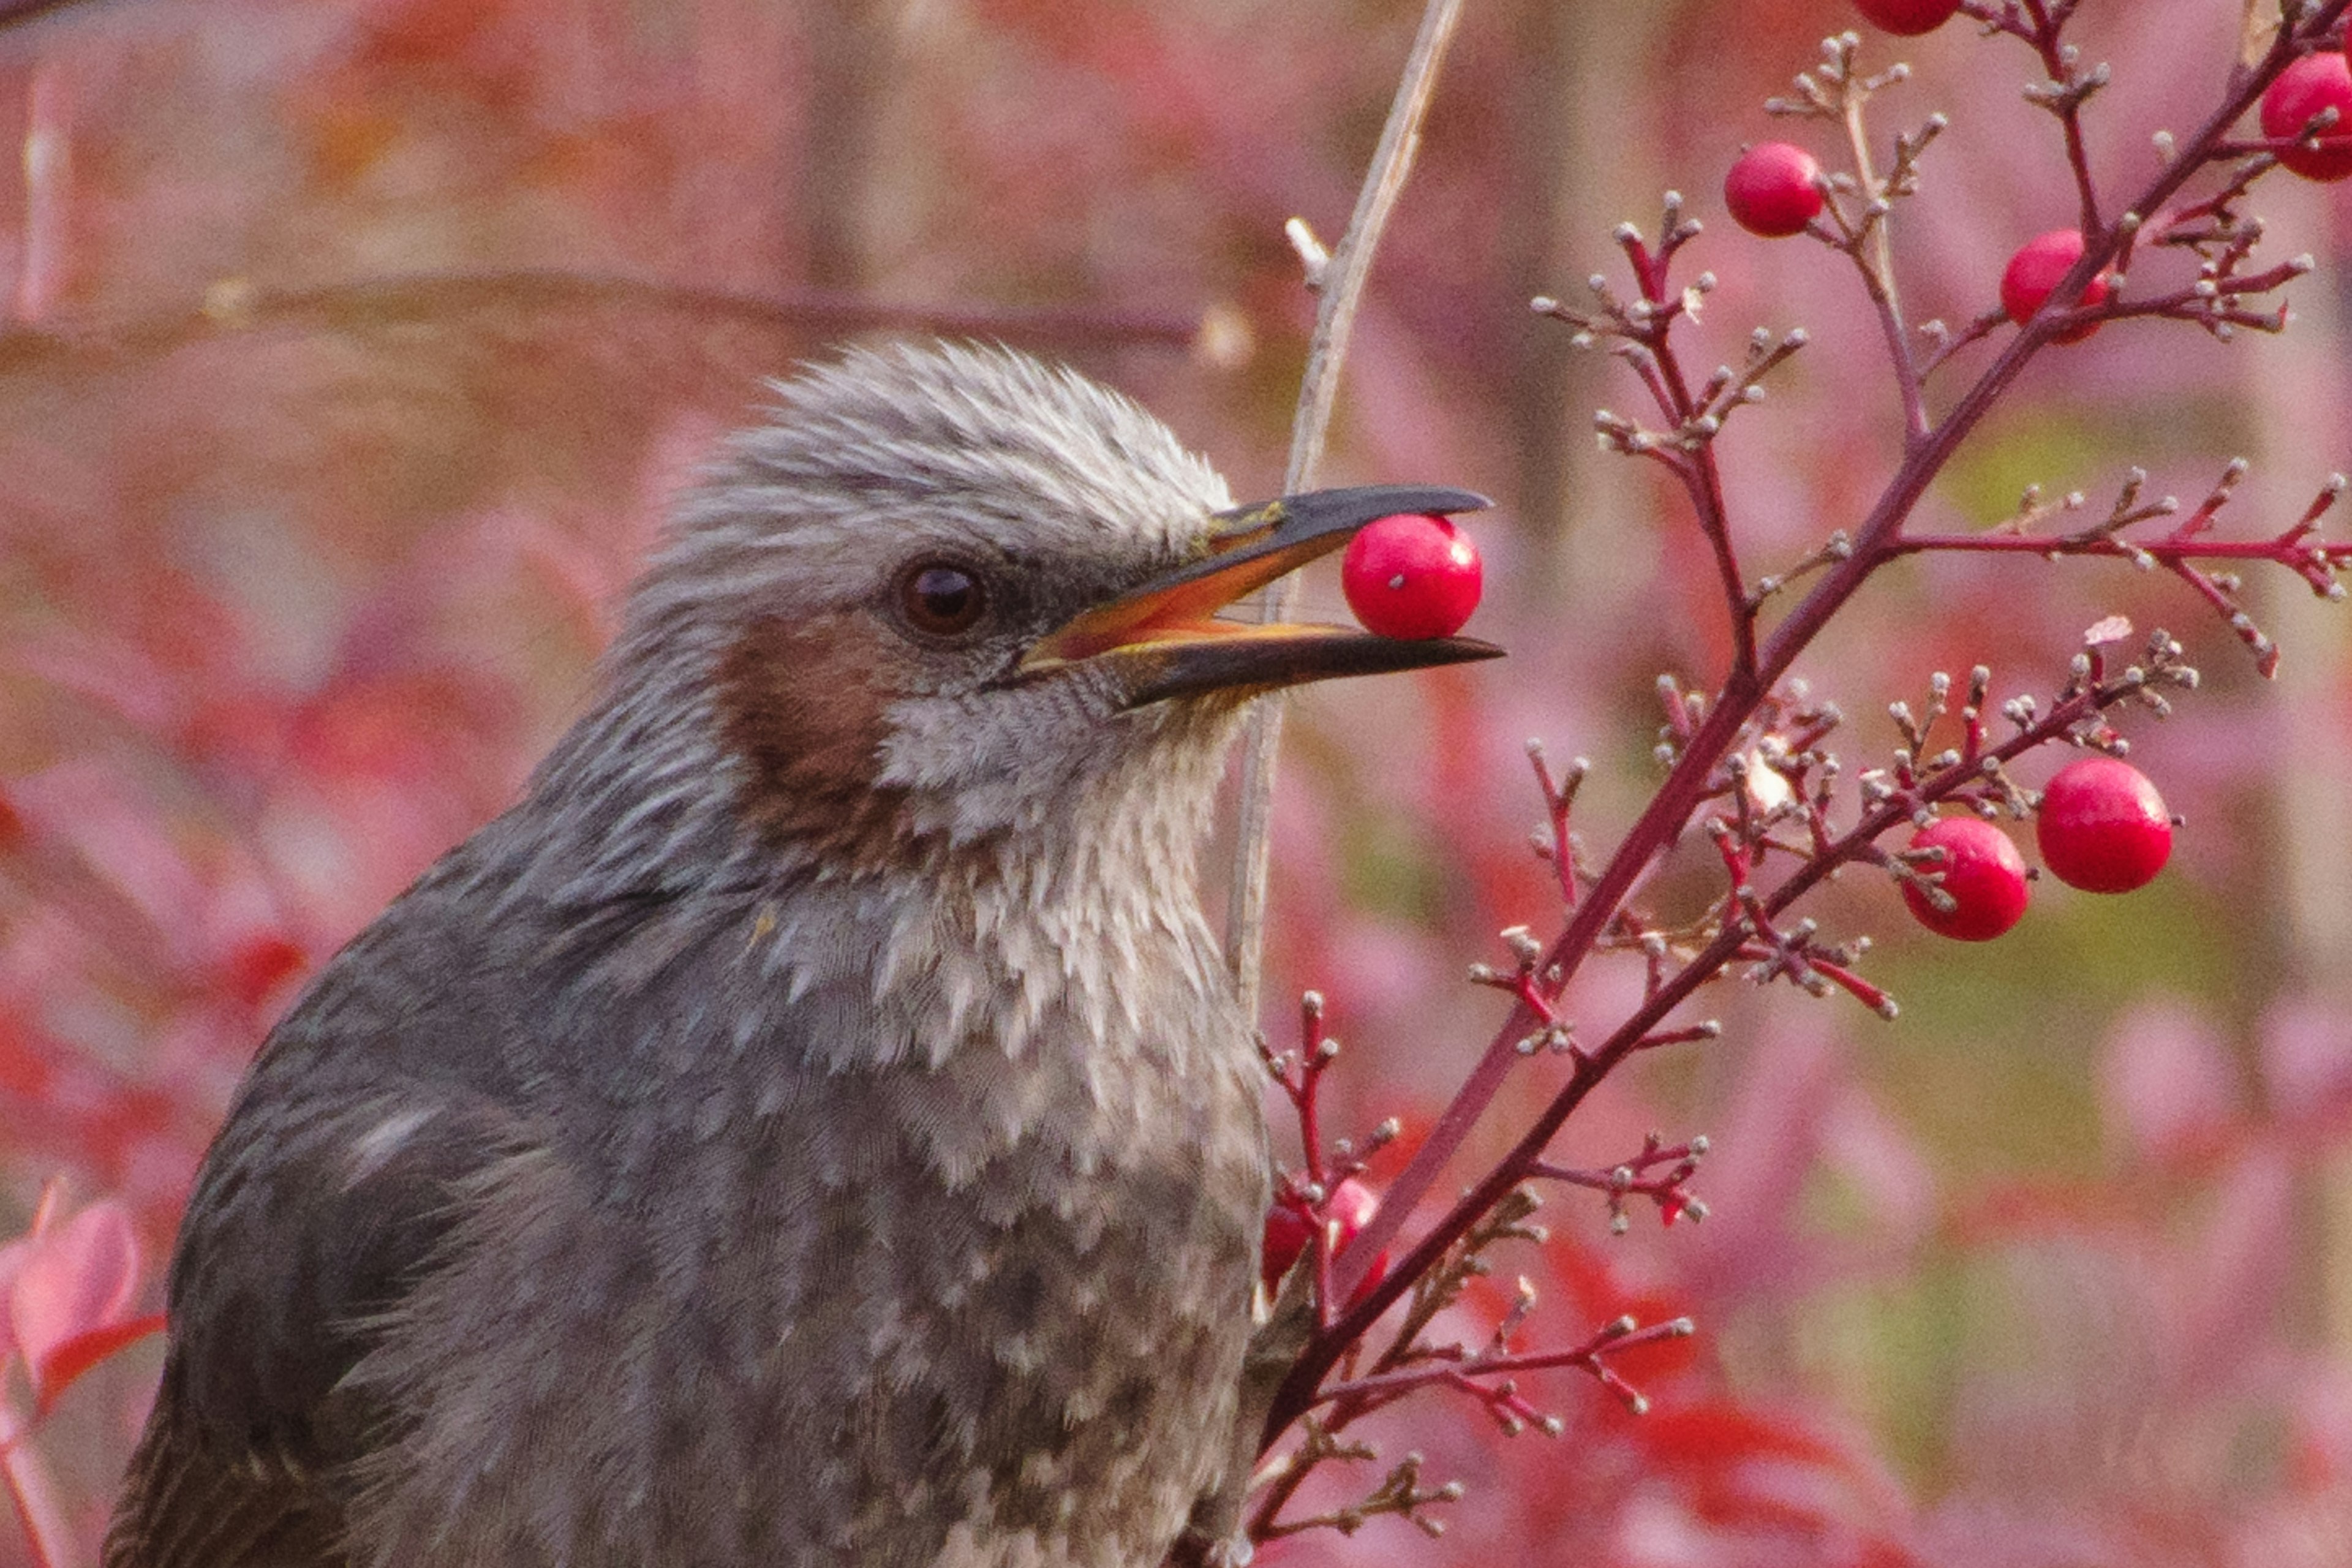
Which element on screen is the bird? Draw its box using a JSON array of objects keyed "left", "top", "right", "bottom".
[{"left": 103, "top": 340, "right": 1498, "bottom": 1568}]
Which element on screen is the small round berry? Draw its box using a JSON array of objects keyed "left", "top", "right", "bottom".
[
  {"left": 1724, "top": 143, "right": 1824, "bottom": 238},
  {"left": 1341, "top": 513, "right": 1482, "bottom": 641},
  {"left": 2000, "top": 230, "right": 2112, "bottom": 344},
  {"left": 1853, "top": 0, "right": 1961, "bottom": 34},
  {"left": 1262, "top": 1177, "right": 1388, "bottom": 1297},
  {"left": 2036, "top": 756, "right": 2172, "bottom": 893},
  {"left": 2261, "top": 52, "right": 2352, "bottom": 182},
  {"left": 1902, "top": 816, "right": 2031, "bottom": 941}
]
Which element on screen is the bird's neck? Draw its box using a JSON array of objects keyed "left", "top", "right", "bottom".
[
  {"left": 486, "top": 666, "right": 1245, "bottom": 1074},
  {"left": 719, "top": 774, "right": 1235, "bottom": 1074}
]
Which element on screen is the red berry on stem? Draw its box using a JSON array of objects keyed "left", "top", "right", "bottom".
[
  {"left": 1902, "top": 816, "right": 2031, "bottom": 941},
  {"left": 2000, "top": 230, "right": 2112, "bottom": 344},
  {"left": 2036, "top": 756, "right": 2172, "bottom": 893},
  {"left": 1854, "top": 0, "right": 1961, "bottom": 34},
  {"left": 1341, "top": 513, "right": 1482, "bottom": 641},
  {"left": 1261, "top": 1177, "right": 1387, "bottom": 1297},
  {"left": 1724, "top": 143, "right": 1823, "bottom": 238},
  {"left": 2261, "top": 52, "right": 2352, "bottom": 182}
]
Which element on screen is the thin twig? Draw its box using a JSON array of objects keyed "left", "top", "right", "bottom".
[
  {"left": 0, "top": 268, "right": 1208, "bottom": 372},
  {"left": 1224, "top": 0, "right": 1470, "bottom": 1019},
  {"left": 1838, "top": 64, "right": 1929, "bottom": 443}
]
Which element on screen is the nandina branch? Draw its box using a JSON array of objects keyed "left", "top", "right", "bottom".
[
  {"left": 1294, "top": 51, "right": 2320, "bottom": 1428},
  {"left": 1898, "top": 469, "right": 2349, "bottom": 673},
  {"left": 1838, "top": 61, "right": 1930, "bottom": 442},
  {"left": 1274, "top": 661, "right": 2151, "bottom": 1460},
  {"left": 1526, "top": 742, "right": 1589, "bottom": 910},
  {"left": 1623, "top": 220, "right": 1758, "bottom": 676},
  {"left": 1768, "top": 36, "right": 1938, "bottom": 439},
  {"left": 1545, "top": 203, "right": 1760, "bottom": 674},
  {"left": 1311, "top": 1313, "right": 1695, "bottom": 1421},
  {"left": 1533, "top": 1133, "right": 1710, "bottom": 1233},
  {"left": 1898, "top": 522, "right": 2344, "bottom": 571},
  {"left": 2010, "top": 0, "right": 2107, "bottom": 236},
  {"left": 1270, "top": 0, "right": 2352, "bottom": 1482}
]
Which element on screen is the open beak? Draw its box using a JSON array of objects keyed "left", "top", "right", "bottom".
[{"left": 1016, "top": 484, "right": 1504, "bottom": 709}]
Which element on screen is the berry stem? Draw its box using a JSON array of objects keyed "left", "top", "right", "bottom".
[
  {"left": 1836, "top": 62, "right": 1931, "bottom": 443},
  {"left": 1309, "top": 1314, "right": 1692, "bottom": 1415},
  {"left": 1614, "top": 209, "right": 1761, "bottom": 675},
  {"left": 2017, "top": 0, "right": 2106, "bottom": 239}
]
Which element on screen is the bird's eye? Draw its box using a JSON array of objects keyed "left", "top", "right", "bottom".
[{"left": 895, "top": 560, "right": 988, "bottom": 638}]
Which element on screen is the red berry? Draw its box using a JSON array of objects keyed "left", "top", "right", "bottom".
[
  {"left": 2261, "top": 52, "right": 2352, "bottom": 182},
  {"left": 1999, "top": 230, "right": 2112, "bottom": 344},
  {"left": 1262, "top": 1177, "right": 1387, "bottom": 1297},
  {"left": 1341, "top": 513, "right": 1482, "bottom": 641},
  {"left": 1724, "top": 143, "right": 1824, "bottom": 238},
  {"left": 2036, "top": 756, "right": 2172, "bottom": 893},
  {"left": 1902, "top": 816, "right": 2031, "bottom": 941},
  {"left": 1853, "top": 0, "right": 1961, "bottom": 34}
]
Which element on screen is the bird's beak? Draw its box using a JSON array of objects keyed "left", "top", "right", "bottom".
[{"left": 1017, "top": 484, "right": 1504, "bottom": 709}]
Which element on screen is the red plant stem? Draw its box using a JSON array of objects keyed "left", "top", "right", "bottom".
[
  {"left": 1298, "top": 1066, "right": 1329, "bottom": 1194},
  {"left": 2209, "top": 135, "right": 2340, "bottom": 157},
  {"left": 1283, "top": 9, "right": 2344, "bottom": 1450},
  {"left": 1618, "top": 238, "right": 1757, "bottom": 674},
  {"left": 2024, "top": 0, "right": 2105, "bottom": 239},
  {"left": 1312, "top": 1215, "right": 1341, "bottom": 1333},
  {"left": 1807, "top": 957, "right": 1896, "bottom": 1015},
  {"left": 1834, "top": 74, "right": 1929, "bottom": 443},
  {"left": 1314, "top": 1320, "right": 1691, "bottom": 1409},
  {"left": 1896, "top": 532, "right": 2339, "bottom": 564},
  {"left": 2165, "top": 560, "right": 2260, "bottom": 650}
]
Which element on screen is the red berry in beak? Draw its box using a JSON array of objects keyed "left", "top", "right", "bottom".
[{"left": 1340, "top": 513, "right": 1482, "bottom": 641}]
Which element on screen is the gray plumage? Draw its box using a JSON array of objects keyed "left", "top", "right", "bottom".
[{"left": 109, "top": 344, "right": 1272, "bottom": 1568}]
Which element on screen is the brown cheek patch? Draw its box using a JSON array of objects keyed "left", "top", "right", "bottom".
[{"left": 714, "top": 614, "right": 916, "bottom": 867}]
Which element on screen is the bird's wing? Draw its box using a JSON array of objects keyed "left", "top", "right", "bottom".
[
  {"left": 104, "top": 1364, "right": 351, "bottom": 1568},
  {"left": 105, "top": 1065, "right": 532, "bottom": 1568}
]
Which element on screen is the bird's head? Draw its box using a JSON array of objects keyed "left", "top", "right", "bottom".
[{"left": 564, "top": 342, "right": 1498, "bottom": 884}]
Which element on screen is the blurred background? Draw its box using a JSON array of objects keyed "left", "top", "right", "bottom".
[{"left": 2, "top": 0, "right": 2350, "bottom": 1564}]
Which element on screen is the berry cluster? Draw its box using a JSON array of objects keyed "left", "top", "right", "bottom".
[
  {"left": 1902, "top": 755, "right": 2174, "bottom": 942},
  {"left": 1729, "top": 34, "right": 2352, "bottom": 347}
]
